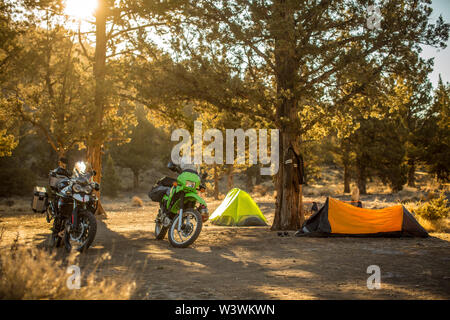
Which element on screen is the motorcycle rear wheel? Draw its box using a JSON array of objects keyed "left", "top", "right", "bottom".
[
  {"left": 48, "top": 217, "right": 63, "bottom": 248},
  {"left": 155, "top": 221, "right": 168, "bottom": 240},
  {"left": 155, "top": 208, "right": 168, "bottom": 240},
  {"left": 47, "top": 233, "right": 62, "bottom": 248}
]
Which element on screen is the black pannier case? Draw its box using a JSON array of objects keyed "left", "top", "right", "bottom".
[
  {"left": 32, "top": 186, "right": 48, "bottom": 213},
  {"left": 148, "top": 177, "right": 176, "bottom": 202},
  {"left": 148, "top": 185, "right": 170, "bottom": 202},
  {"left": 156, "top": 176, "right": 177, "bottom": 187}
]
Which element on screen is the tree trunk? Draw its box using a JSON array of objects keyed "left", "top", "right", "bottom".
[
  {"left": 87, "top": 144, "right": 105, "bottom": 216},
  {"left": 342, "top": 140, "right": 351, "bottom": 193},
  {"left": 344, "top": 162, "right": 351, "bottom": 193},
  {"left": 246, "top": 168, "right": 254, "bottom": 191},
  {"left": 255, "top": 164, "right": 263, "bottom": 185},
  {"left": 357, "top": 162, "right": 367, "bottom": 195},
  {"left": 88, "top": 0, "right": 107, "bottom": 216},
  {"left": 213, "top": 165, "right": 219, "bottom": 200},
  {"left": 272, "top": 131, "right": 302, "bottom": 230},
  {"left": 133, "top": 169, "right": 139, "bottom": 190},
  {"left": 299, "top": 184, "right": 304, "bottom": 227},
  {"left": 271, "top": 0, "right": 302, "bottom": 230},
  {"left": 407, "top": 159, "right": 415, "bottom": 187},
  {"left": 57, "top": 149, "right": 66, "bottom": 160},
  {"left": 226, "top": 164, "right": 234, "bottom": 190}
]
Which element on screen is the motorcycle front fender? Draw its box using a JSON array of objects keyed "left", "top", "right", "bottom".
[
  {"left": 71, "top": 205, "right": 79, "bottom": 228},
  {"left": 73, "top": 193, "right": 90, "bottom": 203}
]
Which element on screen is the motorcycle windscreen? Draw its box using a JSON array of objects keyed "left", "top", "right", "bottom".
[{"left": 328, "top": 198, "right": 403, "bottom": 234}]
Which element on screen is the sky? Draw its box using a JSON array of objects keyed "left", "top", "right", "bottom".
[{"left": 421, "top": 0, "right": 450, "bottom": 87}]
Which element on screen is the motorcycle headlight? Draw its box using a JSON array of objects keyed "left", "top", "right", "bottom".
[
  {"left": 72, "top": 184, "right": 82, "bottom": 193},
  {"left": 84, "top": 185, "right": 93, "bottom": 194},
  {"left": 185, "top": 180, "right": 196, "bottom": 188}
]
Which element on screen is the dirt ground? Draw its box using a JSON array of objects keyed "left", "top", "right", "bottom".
[{"left": 1, "top": 195, "right": 449, "bottom": 300}]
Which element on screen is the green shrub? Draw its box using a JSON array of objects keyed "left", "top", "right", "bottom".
[
  {"left": 0, "top": 165, "right": 36, "bottom": 197},
  {"left": 414, "top": 193, "right": 449, "bottom": 222}
]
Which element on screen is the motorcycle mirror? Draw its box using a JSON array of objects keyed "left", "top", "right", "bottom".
[
  {"left": 92, "top": 170, "right": 97, "bottom": 176},
  {"left": 167, "top": 160, "right": 178, "bottom": 172}
]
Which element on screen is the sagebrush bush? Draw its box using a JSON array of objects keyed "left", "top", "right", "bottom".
[
  {"left": 415, "top": 215, "right": 448, "bottom": 233},
  {"left": 131, "top": 196, "right": 144, "bottom": 207},
  {"left": 253, "top": 185, "right": 269, "bottom": 197},
  {"left": 0, "top": 234, "right": 135, "bottom": 300},
  {"left": 414, "top": 193, "right": 449, "bottom": 222}
]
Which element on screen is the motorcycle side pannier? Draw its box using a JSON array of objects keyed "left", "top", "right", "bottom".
[
  {"left": 32, "top": 186, "right": 48, "bottom": 213},
  {"left": 148, "top": 185, "right": 170, "bottom": 202}
]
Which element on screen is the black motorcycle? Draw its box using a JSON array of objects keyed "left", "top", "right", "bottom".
[{"left": 46, "top": 162, "right": 99, "bottom": 252}]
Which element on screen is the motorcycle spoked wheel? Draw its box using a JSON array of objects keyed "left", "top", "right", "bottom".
[
  {"left": 155, "top": 209, "right": 168, "bottom": 240},
  {"left": 64, "top": 210, "right": 97, "bottom": 253},
  {"left": 49, "top": 233, "right": 63, "bottom": 248},
  {"left": 46, "top": 201, "right": 55, "bottom": 223},
  {"left": 47, "top": 204, "right": 63, "bottom": 249},
  {"left": 49, "top": 218, "right": 63, "bottom": 248},
  {"left": 168, "top": 209, "right": 202, "bottom": 248}
]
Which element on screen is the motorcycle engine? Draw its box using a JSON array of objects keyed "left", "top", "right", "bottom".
[{"left": 163, "top": 216, "right": 171, "bottom": 227}]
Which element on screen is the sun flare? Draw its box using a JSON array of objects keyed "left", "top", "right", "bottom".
[{"left": 64, "top": 0, "right": 98, "bottom": 20}]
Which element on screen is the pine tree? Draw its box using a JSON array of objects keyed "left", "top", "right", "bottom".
[
  {"left": 109, "top": 107, "right": 170, "bottom": 190},
  {"left": 420, "top": 76, "right": 450, "bottom": 182},
  {"left": 101, "top": 155, "right": 121, "bottom": 198}
]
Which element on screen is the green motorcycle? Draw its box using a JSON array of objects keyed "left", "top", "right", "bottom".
[{"left": 148, "top": 161, "right": 209, "bottom": 248}]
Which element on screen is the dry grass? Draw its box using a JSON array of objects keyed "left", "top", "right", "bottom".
[
  {"left": 422, "top": 179, "right": 447, "bottom": 194},
  {"left": 303, "top": 184, "right": 340, "bottom": 197},
  {"left": 253, "top": 184, "right": 269, "bottom": 197},
  {"left": 0, "top": 232, "right": 135, "bottom": 300},
  {"left": 0, "top": 194, "right": 449, "bottom": 300},
  {"left": 403, "top": 196, "right": 450, "bottom": 233},
  {"left": 395, "top": 187, "right": 425, "bottom": 203},
  {"left": 415, "top": 216, "right": 449, "bottom": 233},
  {"left": 0, "top": 197, "right": 33, "bottom": 214},
  {"left": 131, "top": 196, "right": 144, "bottom": 207}
]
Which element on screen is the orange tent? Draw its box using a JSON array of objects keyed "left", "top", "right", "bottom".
[{"left": 297, "top": 197, "right": 428, "bottom": 237}]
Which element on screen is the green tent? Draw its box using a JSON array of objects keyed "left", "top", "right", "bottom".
[{"left": 209, "top": 188, "right": 268, "bottom": 226}]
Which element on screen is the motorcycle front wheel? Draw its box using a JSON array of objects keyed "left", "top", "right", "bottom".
[
  {"left": 64, "top": 210, "right": 97, "bottom": 252},
  {"left": 168, "top": 209, "right": 202, "bottom": 248}
]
